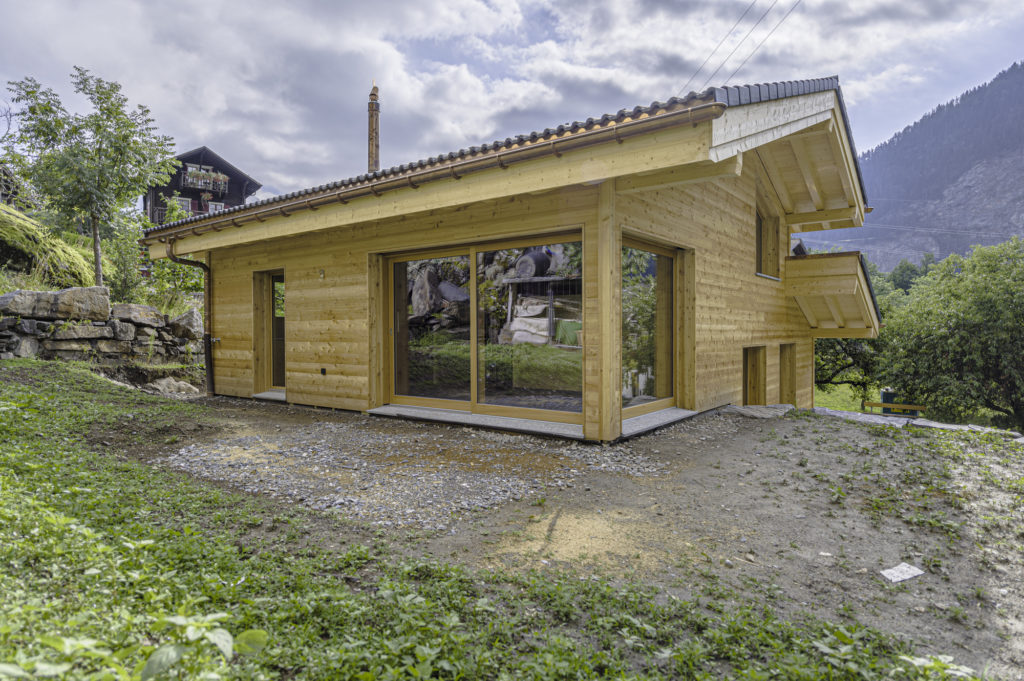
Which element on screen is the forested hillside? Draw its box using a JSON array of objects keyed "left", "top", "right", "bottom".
[{"left": 802, "top": 62, "right": 1024, "bottom": 270}]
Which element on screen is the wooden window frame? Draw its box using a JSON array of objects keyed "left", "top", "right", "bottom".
[
  {"left": 621, "top": 237, "right": 676, "bottom": 418},
  {"left": 382, "top": 230, "right": 586, "bottom": 425},
  {"left": 252, "top": 268, "right": 285, "bottom": 395},
  {"left": 755, "top": 210, "right": 780, "bottom": 279}
]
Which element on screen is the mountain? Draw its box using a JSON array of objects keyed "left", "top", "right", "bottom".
[{"left": 801, "top": 62, "right": 1024, "bottom": 271}]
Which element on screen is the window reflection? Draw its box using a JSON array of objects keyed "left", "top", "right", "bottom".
[
  {"left": 393, "top": 255, "right": 471, "bottom": 400},
  {"left": 622, "top": 246, "right": 673, "bottom": 409},
  {"left": 477, "top": 242, "right": 583, "bottom": 412}
]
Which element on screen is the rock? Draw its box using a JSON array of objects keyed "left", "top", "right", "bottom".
[
  {"left": 146, "top": 377, "right": 200, "bottom": 394},
  {"left": 42, "top": 340, "right": 91, "bottom": 352},
  {"left": 438, "top": 280, "right": 469, "bottom": 303},
  {"left": 14, "top": 319, "right": 39, "bottom": 335},
  {"left": 95, "top": 340, "right": 131, "bottom": 354},
  {"left": 169, "top": 308, "right": 203, "bottom": 340},
  {"left": 511, "top": 329, "right": 548, "bottom": 345},
  {"left": 0, "top": 287, "right": 110, "bottom": 321},
  {"left": 411, "top": 267, "right": 443, "bottom": 316},
  {"left": 158, "top": 330, "right": 174, "bottom": 342},
  {"left": 108, "top": 320, "right": 136, "bottom": 341},
  {"left": 12, "top": 336, "right": 39, "bottom": 358},
  {"left": 135, "top": 326, "right": 157, "bottom": 339},
  {"left": 50, "top": 324, "right": 113, "bottom": 340},
  {"left": 0, "top": 318, "right": 16, "bottom": 331},
  {"left": 509, "top": 316, "right": 549, "bottom": 336},
  {"left": 111, "top": 303, "right": 165, "bottom": 328}
]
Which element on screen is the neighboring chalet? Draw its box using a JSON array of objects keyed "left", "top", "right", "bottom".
[
  {"left": 143, "top": 146, "right": 261, "bottom": 224},
  {"left": 140, "top": 77, "right": 880, "bottom": 441}
]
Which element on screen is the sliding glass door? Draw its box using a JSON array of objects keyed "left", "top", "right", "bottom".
[
  {"left": 389, "top": 235, "right": 583, "bottom": 423},
  {"left": 392, "top": 253, "right": 472, "bottom": 404},
  {"left": 475, "top": 239, "right": 583, "bottom": 418}
]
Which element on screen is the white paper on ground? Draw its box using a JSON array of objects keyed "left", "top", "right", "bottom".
[{"left": 880, "top": 562, "right": 924, "bottom": 582}]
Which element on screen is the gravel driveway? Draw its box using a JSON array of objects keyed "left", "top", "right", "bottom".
[{"left": 158, "top": 401, "right": 664, "bottom": 531}]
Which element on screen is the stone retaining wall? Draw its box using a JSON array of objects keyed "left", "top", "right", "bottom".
[{"left": 0, "top": 286, "right": 203, "bottom": 365}]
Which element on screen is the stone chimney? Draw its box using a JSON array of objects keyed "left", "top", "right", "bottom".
[{"left": 368, "top": 83, "right": 380, "bottom": 173}]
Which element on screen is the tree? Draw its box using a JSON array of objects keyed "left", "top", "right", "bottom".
[
  {"left": 106, "top": 211, "right": 147, "bottom": 303},
  {"left": 814, "top": 258, "right": 904, "bottom": 398},
  {"left": 3, "top": 67, "right": 176, "bottom": 286},
  {"left": 881, "top": 237, "right": 1024, "bottom": 430},
  {"left": 145, "top": 194, "right": 203, "bottom": 313},
  {"left": 889, "top": 253, "right": 935, "bottom": 292}
]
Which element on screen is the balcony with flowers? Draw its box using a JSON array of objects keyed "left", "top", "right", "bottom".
[{"left": 181, "top": 168, "right": 229, "bottom": 194}]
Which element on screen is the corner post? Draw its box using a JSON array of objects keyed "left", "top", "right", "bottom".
[{"left": 583, "top": 181, "right": 622, "bottom": 440}]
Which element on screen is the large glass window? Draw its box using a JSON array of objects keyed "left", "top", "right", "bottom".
[
  {"left": 476, "top": 241, "right": 583, "bottom": 413},
  {"left": 392, "top": 255, "right": 471, "bottom": 401},
  {"left": 621, "top": 244, "right": 673, "bottom": 410}
]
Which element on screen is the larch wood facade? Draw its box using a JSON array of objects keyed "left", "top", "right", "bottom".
[{"left": 143, "top": 78, "right": 880, "bottom": 441}]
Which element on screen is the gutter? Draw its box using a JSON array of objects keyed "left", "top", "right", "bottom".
[
  {"left": 166, "top": 239, "right": 215, "bottom": 397},
  {"left": 142, "top": 101, "right": 727, "bottom": 247}
]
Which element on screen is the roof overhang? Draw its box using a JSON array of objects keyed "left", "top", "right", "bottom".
[
  {"left": 785, "top": 252, "right": 880, "bottom": 338},
  {"left": 142, "top": 76, "right": 867, "bottom": 259},
  {"left": 144, "top": 101, "right": 726, "bottom": 258},
  {"left": 710, "top": 90, "right": 867, "bottom": 233}
]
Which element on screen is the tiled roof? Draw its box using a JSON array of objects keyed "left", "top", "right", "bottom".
[{"left": 144, "top": 75, "right": 860, "bottom": 237}]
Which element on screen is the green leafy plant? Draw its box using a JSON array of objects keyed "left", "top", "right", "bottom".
[{"left": 4, "top": 67, "right": 178, "bottom": 286}]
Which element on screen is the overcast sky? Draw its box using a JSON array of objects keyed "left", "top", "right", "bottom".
[{"left": 2, "top": 0, "right": 1022, "bottom": 200}]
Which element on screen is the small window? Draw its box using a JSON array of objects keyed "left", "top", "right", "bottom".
[
  {"left": 173, "top": 196, "right": 192, "bottom": 213},
  {"left": 756, "top": 211, "right": 779, "bottom": 277},
  {"left": 207, "top": 201, "right": 224, "bottom": 213}
]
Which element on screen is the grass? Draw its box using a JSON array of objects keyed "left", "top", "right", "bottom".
[
  {"left": 0, "top": 204, "right": 93, "bottom": 290},
  {"left": 814, "top": 384, "right": 880, "bottom": 412},
  {"left": 0, "top": 358, "right": 984, "bottom": 680}
]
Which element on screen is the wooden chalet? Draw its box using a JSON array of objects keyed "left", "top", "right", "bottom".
[
  {"left": 141, "top": 77, "right": 880, "bottom": 441},
  {"left": 143, "top": 146, "right": 261, "bottom": 224}
]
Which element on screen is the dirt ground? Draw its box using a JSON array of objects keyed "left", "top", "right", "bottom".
[{"left": 138, "top": 396, "right": 1024, "bottom": 679}]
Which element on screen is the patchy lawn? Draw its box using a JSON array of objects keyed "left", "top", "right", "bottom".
[{"left": 1, "top": 358, "right": 1019, "bottom": 679}]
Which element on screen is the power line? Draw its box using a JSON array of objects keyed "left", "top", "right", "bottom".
[
  {"left": 725, "top": 0, "right": 803, "bottom": 84},
  {"left": 676, "top": 0, "right": 759, "bottom": 98},
  {"left": 852, "top": 222, "right": 1021, "bottom": 238},
  {"left": 698, "top": 0, "right": 780, "bottom": 92}
]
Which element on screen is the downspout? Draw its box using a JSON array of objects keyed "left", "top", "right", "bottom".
[{"left": 166, "top": 238, "right": 215, "bottom": 397}]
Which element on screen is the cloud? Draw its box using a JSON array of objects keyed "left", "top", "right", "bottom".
[{"left": 3, "top": 0, "right": 1023, "bottom": 194}]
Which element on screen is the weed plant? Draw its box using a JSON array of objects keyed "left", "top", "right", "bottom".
[{"left": 0, "top": 359, "right": 984, "bottom": 679}]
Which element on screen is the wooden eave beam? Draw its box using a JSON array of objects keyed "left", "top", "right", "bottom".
[
  {"left": 754, "top": 148, "right": 794, "bottom": 213},
  {"left": 824, "top": 295, "right": 845, "bottom": 328},
  {"left": 793, "top": 296, "right": 819, "bottom": 327},
  {"left": 812, "top": 326, "right": 877, "bottom": 339},
  {"left": 789, "top": 137, "right": 824, "bottom": 211},
  {"left": 785, "top": 206, "right": 858, "bottom": 227},
  {"left": 825, "top": 116, "right": 857, "bottom": 208},
  {"left": 615, "top": 154, "right": 742, "bottom": 194}
]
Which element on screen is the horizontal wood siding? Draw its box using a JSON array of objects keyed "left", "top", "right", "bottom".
[
  {"left": 617, "top": 162, "right": 815, "bottom": 410},
  {"left": 209, "top": 186, "right": 598, "bottom": 410}
]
